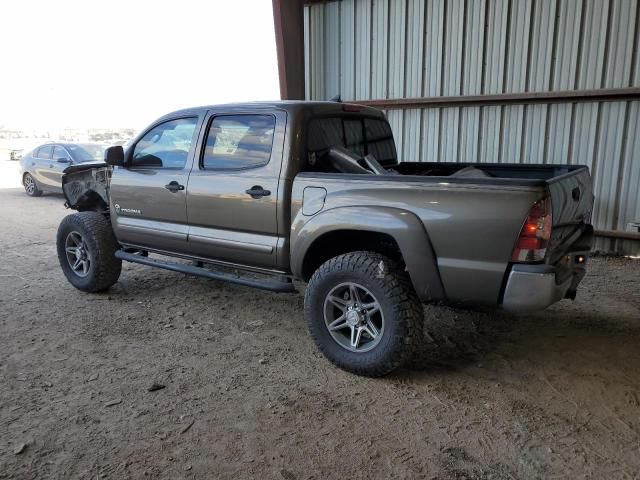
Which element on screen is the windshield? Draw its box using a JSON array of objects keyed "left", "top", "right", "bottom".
[{"left": 65, "top": 144, "right": 106, "bottom": 163}]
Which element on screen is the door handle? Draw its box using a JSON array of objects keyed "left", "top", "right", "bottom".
[
  {"left": 245, "top": 186, "right": 271, "bottom": 198},
  {"left": 165, "top": 181, "right": 185, "bottom": 193}
]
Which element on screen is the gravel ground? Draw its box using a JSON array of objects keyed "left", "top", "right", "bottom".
[{"left": 1, "top": 170, "right": 639, "bottom": 479}]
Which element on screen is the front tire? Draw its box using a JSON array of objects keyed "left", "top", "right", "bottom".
[
  {"left": 56, "top": 212, "right": 122, "bottom": 292},
  {"left": 304, "top": 252, "right": 423, "bottom": 377},
  {"left": 23, "top": 173, "right": 42, "bottom": 197}
]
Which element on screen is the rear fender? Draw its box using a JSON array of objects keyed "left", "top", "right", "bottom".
[{"left": 291, "top": 206, "right": 445, "bottom": 301}]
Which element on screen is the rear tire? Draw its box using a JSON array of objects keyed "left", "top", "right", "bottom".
[
  {"left": 304, "top": 251, "right": 423, "bottom": 377},
  {"left": 56, "top": 212, "right": 122, "bottom": 292},
  {"left": 23, "top": 173, "right": 42, "bottom": 197}
]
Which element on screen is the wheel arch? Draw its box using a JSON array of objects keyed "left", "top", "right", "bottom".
[
  {"left": 291, "top": 206, "right": 445, "bottom": 302},
  {"left": 300, "top": 229, "right": 403, "bottom": 278}
]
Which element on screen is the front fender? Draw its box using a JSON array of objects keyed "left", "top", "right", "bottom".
[
  {"left": 62, "top": 164, "right": 111, "bottom": 211},
  {"left": 291, "top": 206, "right": 445, "bottom": 302}
]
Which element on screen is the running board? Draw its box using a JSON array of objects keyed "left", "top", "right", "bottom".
[{"left": 115, "top": 250, "right": 296, "bottom": 293}]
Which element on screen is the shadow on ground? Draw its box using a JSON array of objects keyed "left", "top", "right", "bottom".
[{"left": 409, "top": 304, "right": 513, "bottom": 370}]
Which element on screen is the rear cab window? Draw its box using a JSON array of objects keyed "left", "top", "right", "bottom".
[{"left": 305, "top": 116, "right": 397, "bottom": 172}]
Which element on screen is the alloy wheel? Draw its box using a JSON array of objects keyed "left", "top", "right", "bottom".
[
  {"left": 323, "top": 282, "right": 384, "bottom": 353},
  {"left": 24, "top": 175, "right": 35, "bottom": 195},
  {"left": 65, "top": 231, "right": 91, "bottom": 277}
]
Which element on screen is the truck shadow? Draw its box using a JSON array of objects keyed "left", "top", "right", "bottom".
[
  {"left": 408, "top": 302, "right": 640, "bottom": 372},
  {"left": 409, "top": 304, "right": 513, "bottom": 370}
]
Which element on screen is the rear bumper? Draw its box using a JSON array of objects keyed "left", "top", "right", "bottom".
[{"left": 501, "top": 260, "right": 587, "bottom": 313}]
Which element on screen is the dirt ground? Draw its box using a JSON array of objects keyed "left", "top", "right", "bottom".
[{"left": 1, "top": 169, "right": 639, "bottom": 479}]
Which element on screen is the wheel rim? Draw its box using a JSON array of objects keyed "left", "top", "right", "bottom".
[
  {"left": 24, "top": 175, "right": 34, "bottom": 195},
  {"left": 65, "top": 231, "right": 91, "bottom": 277},
  {"left": 323, "top": 282, "right": 384, "bottom": 353}
]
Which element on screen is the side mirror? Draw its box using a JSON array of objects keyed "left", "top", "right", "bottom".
[
  {"left": 105, "top": 146, "right": 125, "bottom": 166},
  {"left": 57, "top": 158, "right": 71, "bottom": 164}
]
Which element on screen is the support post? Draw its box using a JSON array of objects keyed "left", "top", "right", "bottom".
[{"left": 272, "top": 0, "right": 305, "bottom": 100}]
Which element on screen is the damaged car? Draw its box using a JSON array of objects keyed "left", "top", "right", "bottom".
[{"left": 56, "top": 101, "right": 594, "bottom": 376}]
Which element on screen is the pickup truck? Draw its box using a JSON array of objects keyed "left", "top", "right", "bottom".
[{"left": 56, "top": 101, "right": 594, "bottom": 377}]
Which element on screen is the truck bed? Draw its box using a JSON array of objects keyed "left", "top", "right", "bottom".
[
  {"left": 393, "top": 162, "right": 587, "bottom": 184},
  {"left": 292, "top": 162, "right": 593, "bottom": 306}
]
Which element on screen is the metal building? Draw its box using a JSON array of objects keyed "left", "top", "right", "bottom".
[{"left": 273, "top": 0, "right": 640, "bottom": 254}]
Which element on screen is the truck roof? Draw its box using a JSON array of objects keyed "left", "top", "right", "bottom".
[{"left": 157, "top": 100, "right": 385, "bottom": 122}]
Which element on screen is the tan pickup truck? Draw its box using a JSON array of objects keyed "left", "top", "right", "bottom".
[{"left": 56, "top": 101, "right": 594, "bottom": 376}]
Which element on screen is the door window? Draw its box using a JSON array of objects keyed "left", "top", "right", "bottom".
[
  {"left": 36, "top": 145, "right": 53, "bottom": 159},
  {"left": 53, "top": 146, "right": 71, "bottom": 161},
  {"left": 201, "top": 115, "right": 275, "bottom": 170},
  {"left": 131, "top": 117, "right": 198, "bottom": 169}
]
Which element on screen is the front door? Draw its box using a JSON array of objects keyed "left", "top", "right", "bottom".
[
  {"left": 50, "top": 145, "right": 72, "bottom": 188},
  {"left": 186, "top": 111, "right": 285, "bottom": 269},
  {"left": 109, "top": 116, "right": 201, "bottom": 254},
  {"left": 33, "top": 145, "right": 55, "bottom": 188}
]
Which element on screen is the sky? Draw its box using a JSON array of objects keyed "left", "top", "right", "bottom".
[{"left": 0, "top": 0, "right": 280, "bottom": 130}]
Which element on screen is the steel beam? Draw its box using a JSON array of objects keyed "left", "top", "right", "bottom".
[
  {"left": 272, "top": 0, "right": 305, "bottom": 100},
  {"left": 354, "top": 88, "right": 640, "bottom": 110}
]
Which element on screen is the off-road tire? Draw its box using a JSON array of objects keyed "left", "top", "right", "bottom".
[
  {"left": 57, "top": 212, "right": 122, "bottom": 292},
  {"left": 304, "top": 251, "right": 423, "bottom": 377},
  {"left": 23, "top": 173, "right": 42, "bottom": 197}
]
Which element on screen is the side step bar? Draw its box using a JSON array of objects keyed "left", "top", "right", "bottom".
[{"left": 115, "top": 250, "right": 296, "bottom": 293}]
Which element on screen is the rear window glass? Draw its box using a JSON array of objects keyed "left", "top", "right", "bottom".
[
  {"left": 364, "top": 118, "right": 397, "bottom": 165},
  {"left": 306, "top": 116, "right": 397, "bottom": 168}
]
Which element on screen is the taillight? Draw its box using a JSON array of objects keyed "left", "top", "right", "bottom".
[{"left": 511, "top": 197, "right": 553, "bottom": 262}]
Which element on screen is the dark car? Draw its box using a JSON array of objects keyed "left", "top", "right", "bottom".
[{"left": 20, "top": 143, "right": 105, "bottom": 196}]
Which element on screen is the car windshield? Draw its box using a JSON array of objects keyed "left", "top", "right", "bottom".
[{"left": 65, "top": 144, "right": 105, "bottom": 163}]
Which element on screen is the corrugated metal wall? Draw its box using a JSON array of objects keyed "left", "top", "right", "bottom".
[{"left": 304, "top": 0, "right": 640, "bottom": 254}]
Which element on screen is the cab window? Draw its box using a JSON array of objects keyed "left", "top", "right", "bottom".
[
  {"left": 131, "top": 117, "right": 198, "bottom": 169},
  {"left": 201, "top": 115, "right": 275, "bottom": 170}
]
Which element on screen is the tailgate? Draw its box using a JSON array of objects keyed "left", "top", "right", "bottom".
[{"left": 546, "top": 166, "right": 594, "bottom": 265}]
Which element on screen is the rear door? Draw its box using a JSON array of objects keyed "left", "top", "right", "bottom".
[
  {"left": 109, "top": 116, "right": 201, "bottom": 254},
  {"left": 185, "top": 111, "right": 285, "bottom": 268}
]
